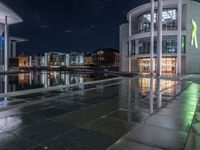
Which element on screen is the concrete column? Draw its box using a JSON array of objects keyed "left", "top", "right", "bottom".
[
  {"left": 4, "top": 16, "right": 8, "bottom": 71},
  {"left": 177, "top": 0, "right": 182, "bottom": 75},
  {"left": 150, "top": 0, "right": 155, "bottom": 75},
  {"left": 129, "top": 14, "right": 132, "bottom": 37},
  {"left": 129, "top": 42, "right": 132, "bottom": 73},
  {"left": 119, "top": 23, "right": 129, "bottom": 72},
  {"left": 128, "top": 14, "right": 132, "bottom": 73},
  {"left": 29, "top": 72, "right": 32, "bottom": 85},
  {"left": 156, "top": 78, "right": 162, "bottom": 108},
  {"left": 12, "top": 42, "right": 16, "bottom": 58},
  {"left": 128, "top": 78, "right": 132, "bottom": 122},
  {"left": 8, "top": 39, "right": 11, "bottom": 58},
  {"left": 135, "top": 40, "right": 139, "bottom": 55},
  {"left": 157, "top": 0, "right": 163, "bottom": 77},
  {"left": 29, "top": 56, "right": 32, "bottom": 67},
  {"left": 149, "top": 76, "right": 154, "bottom": 113},
  {"left": 4, "top": 75, "right": 8, "bottom": 93}
]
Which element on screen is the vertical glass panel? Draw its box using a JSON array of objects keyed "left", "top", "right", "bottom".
[{"left": 137, "top": 9, "right": 177, "bottom": 33}]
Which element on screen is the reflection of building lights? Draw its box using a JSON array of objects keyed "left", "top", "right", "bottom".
[
  {"left": 18, "top": 73, "right": 29, "bottom": 84},
  {"left": 0, "top": 97, "right": 7, "bottom": 108}
]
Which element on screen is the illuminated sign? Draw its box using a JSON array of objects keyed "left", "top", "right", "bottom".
[{"left": 191, "top": 19, "right": 198, "bottom": 49}]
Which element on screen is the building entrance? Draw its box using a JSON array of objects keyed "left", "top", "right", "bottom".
[{"left": 138, "top": 57, "right": 176, "bottom": 74}]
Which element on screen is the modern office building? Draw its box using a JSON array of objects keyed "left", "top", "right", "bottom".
[
  {"left": 69, "top": 52, "right": 84, "bottom": 65},
  {"left": 120, "top": 0, "right": 200, "bottom": 74},
  {"left": 0, "top": 2, "right": 22, "bottom": 71},
  {"left": 29, "top": 53, "right": 41, "bottom": 67},
  {"left": 9, "top": 37, "right": 27, "bottom": 70},
  {"left": 18, "top": 54, "right": 29, "bottom": 68},
  {"left": 84, "top": 53, "right": 93, "bottom": 66},
  {"left": 42, "top": 52, "right": 70, "bottom": 68},
  {"left": 91, "top": 49, "right": 119, "bottom": 67}
]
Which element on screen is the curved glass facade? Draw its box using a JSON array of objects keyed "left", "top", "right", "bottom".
[
  {"left": 131, "top": 36, "right": 186, "bottom": 55},
  {"left": 138, "top": 9, "right": 177, "bottom": 33}
]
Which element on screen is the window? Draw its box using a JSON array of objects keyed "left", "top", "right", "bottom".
[
  {"left": 136, "top": 36, "right": 178, "bottom": 55},
  {"left": 138, "top": 9, "right": 177, "bottom": 33}
]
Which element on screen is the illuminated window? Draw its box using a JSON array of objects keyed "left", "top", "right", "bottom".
[{"left": 138, "top": 9, "right": 177, "bottom": 33}]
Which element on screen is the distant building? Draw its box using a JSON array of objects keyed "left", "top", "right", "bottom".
[
  {"left": 69, "top": 52, "right": 84, "bottom": 65},
  {"left": 84, "top": 53, "right": 93, "bottom": 66},
  {"left": 29, "top": 53, "right": 41, "bottom": 67},
  {"left": 91, "top": 48, "right": 119, "bottom": 67},
  {"left": 18, "top": 54, "right": 29, "bottom": 68},
  {"left": 42, "top": 52, "right": 70, "bottom": 68},
  {"left": 9, "top": 37, "right": 27, "bottom": 70}
]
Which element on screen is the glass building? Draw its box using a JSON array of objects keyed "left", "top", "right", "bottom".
[{"left": 120, "top": 0, "right": 200, "bottom": 74}]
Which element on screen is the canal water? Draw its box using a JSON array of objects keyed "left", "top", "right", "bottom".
[{"left": 0, "top": 71, "right": 115, "bottom": 93}]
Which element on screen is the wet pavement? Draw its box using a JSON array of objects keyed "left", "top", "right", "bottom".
[{"left": 0, "top": 76, "right": 199, "bottom": 150}]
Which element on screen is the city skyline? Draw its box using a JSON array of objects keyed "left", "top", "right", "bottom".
[{"left": 0, "top": 0, "right": 150, "bottom": 54}]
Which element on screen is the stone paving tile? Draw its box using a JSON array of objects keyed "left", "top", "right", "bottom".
[
  {"left": 71, "top": 96, "right": 114, "bottom": 105},
  {"left": 0, "top": 113, "right": 43, "bottom": 132},
  {"left": 80, "top": 117, "right": 135, "bottom": 138},
  {"left": 185, "top": 134, "right": 200, "bottom": 150},
  {"left": 180, "top": 93, "right": 200, "bottom": 98},
  {"left": 52, "top": 100, "right": 118, "bottom": 126},
  {"left": 158, "top": 108, "right": 194, "bottom": 119},
  {"left": 31, "top": 128, "right": 117, "bottom": 150},
  {"left": 124, "top": 124, "right": 187, "bottom": 150},
  {"left": 172, "top": 99, "right": 198, "bottom": 107},
  {"left": 108, "top": 139, "right": 164, "bottom": 150},
  {"left": 0, "top": 108, "right": 22, "bottom": 119},
  {"left": 11, "top": 92, "right": 56, "bottom": 99},
  {"left": 4, "top": 100, "right": 28, "bottom": 107},
  {"left": 165, "top": 103, "right": 196, "bottom": 112},
  {"left": 30, "top": 107, "right": 69, "bottom": 119},
  {"left": 55, "top": 102, "right": 86, "bottom": 111},
  {"left": 174, "top": 96, "right": 199, "bottom": 101},
  {"left": 145, "top": 114, "right": 192, "bottom": 132},
  {"left": 0, "top": 132, "right": 39, "bottom": 150},
  {"left": 136, "top": 99, "right": 168, "bottom": 110},
  {"left": 20, "top": 103, "right": 51, "bottom": 112},
  {"left": 108, "top": 109, "right": 149, "bottom": 123},
  {"left": 10, "top": 120, "right": 75, "bottom": 144}
]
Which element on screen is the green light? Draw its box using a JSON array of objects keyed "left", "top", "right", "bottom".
[
  {"left": 191, "top": 19, "right": 198, "bottom": 49},
  {"left": 182, "top": 36, "right": 185, "bottom": 49}
]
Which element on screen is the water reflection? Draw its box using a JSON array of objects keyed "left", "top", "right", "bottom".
[
  {"left": 149, "top": 76, "right": 154, "bottom": 113},
  {"left": 0, "top": 71, "right": 115, "bottom": 93},
  {"left": 121, "top": 77, "right": 178, "bottom": 119},
  {"left": 156, "top": 78, "right": 162, "bottom": 108}
]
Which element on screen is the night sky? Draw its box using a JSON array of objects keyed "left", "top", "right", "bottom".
[{"left": 1, "top": 0, "right": 149, "bottom": 54}]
